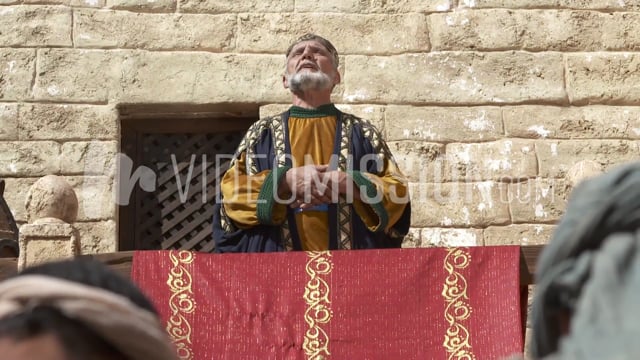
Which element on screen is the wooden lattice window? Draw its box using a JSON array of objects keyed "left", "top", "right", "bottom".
[{"left": 119, "top": 117, "right": 254, "bottom": 252}]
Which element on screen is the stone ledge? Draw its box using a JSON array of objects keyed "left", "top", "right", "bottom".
[{"left": 19, "top": 222, "right": 79, "bottom": 270}]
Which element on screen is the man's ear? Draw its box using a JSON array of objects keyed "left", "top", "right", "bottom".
[
  {"left": 283, "top": 74, "right": 289, "bottom": 89},
  {"left": 333, "top": 71, "right": 341, "bottom": 85}
]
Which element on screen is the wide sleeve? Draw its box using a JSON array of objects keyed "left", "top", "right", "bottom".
[
  {"left": 220, "top": 151, "right": 289, "bottom": 229},
  {"left": 347, "top": 124, "right": 410, "bottom": 234}
]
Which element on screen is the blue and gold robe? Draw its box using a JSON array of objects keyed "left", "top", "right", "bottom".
[{"left": 213, "top": 104, "right": 411, "bottom": 252}]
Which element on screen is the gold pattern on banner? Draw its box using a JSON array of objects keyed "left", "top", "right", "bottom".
[
  {"left": 442, "top": 247, "right": 476, "bottom": 360},
  {"left": 303, "top": 251, "right": 334, "bottom": 360},
  {"left": 166, "top": 250, "right": 196, "bottom": 360}
]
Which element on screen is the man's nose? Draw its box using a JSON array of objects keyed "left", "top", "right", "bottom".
[{"left": 302, "top": 47, "right": 313, "bottom": 59}]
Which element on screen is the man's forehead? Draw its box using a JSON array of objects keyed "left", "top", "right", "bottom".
[{"left": 288, "top": 40, "right": 329, "bottom": 53}]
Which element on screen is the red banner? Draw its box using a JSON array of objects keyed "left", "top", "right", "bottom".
[{"left": 132, "top": 247, "right": 522, "bottom": 359}]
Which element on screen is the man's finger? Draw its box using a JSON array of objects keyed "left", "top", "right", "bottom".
[
  {"left": 290, "top": 199, "right": 303, "bottom": 208},
  {"left": 310, "top": 190, "right": 333, "bottom": 204},
  {"left": 298, "top": 202, "right": 313, "bottom": 210}
]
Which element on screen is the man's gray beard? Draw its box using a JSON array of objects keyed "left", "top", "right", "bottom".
[{"left": 287, "top": 71, "right": 333, "bottom": 93}]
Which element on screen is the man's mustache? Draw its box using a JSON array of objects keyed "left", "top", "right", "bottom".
[{"left": 296, "top": 61, "right": 318, "bottom": 71}]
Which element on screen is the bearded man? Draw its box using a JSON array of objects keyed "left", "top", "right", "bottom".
[{"left": 213, "top": 34, "right": 411, "bottom": 252}]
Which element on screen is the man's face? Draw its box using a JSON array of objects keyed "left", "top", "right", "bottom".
[{"left": 283, "top": 40, "right": 340, "bottom": 92}]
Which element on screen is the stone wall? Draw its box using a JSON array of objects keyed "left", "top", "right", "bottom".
[{"left": 1, "top": 0, "right": 640, "bottom": 254}]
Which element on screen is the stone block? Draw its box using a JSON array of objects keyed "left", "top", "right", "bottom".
[
  {"left": 517, "top": 11, "right": 640, "bottom": 52},
  {"left": 3, "top": 177, "right": 37, "bottom": 222},
  {"left": 19, "top": 0, "right": 110, "bottom": 6},
  {"left": 0, "top": 49, "right": 35, "bottom": 101},
  {"left": 0, "top": 142, "right": 60, "bottom": 176},
  {"left": 409, "top": 181, "right": 510, "bottom": 227},
  {"left": 563, "top": 0, "right": 640, "bottom": 9},
  {"left": 466, "top": 0, "right": 640, "bottom": 10},
  {"left": 0, "top": 103, "right": 18, "bottom": 140},
  {"left": 484, "top": 224, "right": 555, "bottom": 246},
  {"left": 75, "top": 10, "right": 235, "bottom": 51},
  {"left": 296, "top": 0, "right": 452, "bottom": 12},
  {"left": 0, "top": 6, "right": 71, "bottom": 47},
  {"left": 509, "top": 178, "right": 567, "bottom": 224},
  {"left": 343, "top": 52, "right": 566, "bottom": 104},
  {"left": 34, "top": 50, "right": 289, "bottom": 104},
  {"left": 18, "top": 104, "right": 118, "bottom": 140},
  {"left": 238, "top": 13, "right": 429, "bottom": 54},
  {"left": 400, "top": 227, "right": 422, "bottom": 248},
  {"left": 445, "top": 140, "right": 538, "bottom": 181},
  {"left": 18, "top": 222, "right": 79, "bottom": 270},
  {"left": 431, "top": 10, "right": 640, "bottom": 51},
  {"left": 61, "top": 141, "right": 118, "bottom": 176},
  {"left": 75, "top": 220, "right": 117, "bottom": 254},
  {"left": 68, "top": 176, "right": 115, "bottom": 221},
  {"left": 180, "top": 0, "right": 293, "bottom": 13},
  {"left": 389, "top": 141, "right": 445, "bottom": 183},
  {"left": 107, "top": 0, "right": 174, "bottom": 11},
  {"left": 537, "top": 140, "right": 639, "bottom": 178},
  {"left": 420, "top": 227, "right": 483, "bottom": 247},
  {"left": 259, "top": 104, "right": 290, "bottom": 118},
  {"left": 567, "top": 53, "right": 640, "bottom": 105},
  {"left": 429, "top": 9, "right": 517, "bottom": 51},
  {"left": 504, "top": 105, "right": 640, "bottom": 139},
  {"left": 22, "top": 0, "right": 65, "bottom": 4},
  {"left": 524, "top": 325, "right": 533, "bottom": 358},
  {"left": 33, "top": 49, "right": 120, "bottom": 102},
  {"left": 116, "top": 52, "right": 288, "bottom": 104},
  {"left": 385, "top": 105, "right": 503, "bottom": 142},
  {"left": 565, "top": 160, "right": 604, "bottom": 189},
  {"left": 341, "top": 104, "right": 386, "bottom": 131},
  {"left": 71, "top": 0, "right": 105, "bottom": 7}
]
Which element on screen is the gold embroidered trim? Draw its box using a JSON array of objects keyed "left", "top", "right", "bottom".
[
  {"left": 303, "top": 251, "right": 333, "bottom": 359},
  {"left": 166, "top": 250, "right": 196, "bottom": 360},
  {"left": 442, "top": 247, "right": 476, "bottom": 360}
]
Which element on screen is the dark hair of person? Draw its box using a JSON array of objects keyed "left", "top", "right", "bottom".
[
  {"left": 0, "top": 259, "right": 159, "bottom": 360},
  {"left": 0, "top": 306, "right": 128, "bottom": 360}
]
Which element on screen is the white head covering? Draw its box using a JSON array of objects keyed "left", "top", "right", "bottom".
[{"left": 0, "top": 275, "right": 178, "bottom": 360}]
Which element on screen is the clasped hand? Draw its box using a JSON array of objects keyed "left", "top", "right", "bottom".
[{"left": 281, "top": 165, "right": 346, "bottom": 210}]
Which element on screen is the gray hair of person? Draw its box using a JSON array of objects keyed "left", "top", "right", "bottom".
[
  {"left": 285, "top": 33, "right": 340, "bottom": 68},
  {"left": 530, "top": 161, "right": 640, "bottom": 359}
]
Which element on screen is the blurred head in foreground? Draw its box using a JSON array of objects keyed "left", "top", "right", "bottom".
[
  {"left": 0, "top": 259, "right": 178, "bottom": 360},
  {"left": 531, "top": 161, "right": 640, "bottom": 359}
]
